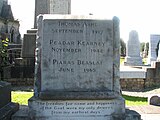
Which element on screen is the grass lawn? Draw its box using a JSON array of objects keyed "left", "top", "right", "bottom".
[
  {"left": 122, "top": 95, "right": 147, "bottom": 106},
  {"left": 12, "top": 91, "right": 148, "bottom": 106},
  {"left": 11, "top": 91, "right": 33, "bottom": 105}
]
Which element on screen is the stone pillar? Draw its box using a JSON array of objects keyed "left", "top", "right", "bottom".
[
  {"left": 34, "top": 0, "right": 71, "bottom": 28},
  {"left": 34, "top": 0, "right": 50, "bottom": 28},
  {"left": 125, "top": 30, "right": 142, "bottom": 66}
]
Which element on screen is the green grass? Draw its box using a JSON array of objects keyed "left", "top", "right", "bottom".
[
  {"left": 11, "top": 91, "right": 148, "bottom": 106},
  {"left": 11, "top": 91, "right": 33, "bottom": 105},
  {"left": 120, "top": 57, "right": 125, "bottom": 64},
  {"left": 123, "top": 95, "right": 148, "bottom": 106}
]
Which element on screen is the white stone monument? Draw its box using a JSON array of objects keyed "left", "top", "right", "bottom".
[
  {"left": 125, "top": 30, "right": 142, "bottom": 66},
  {"left": 28, "top": 15, "right": 126, "bottom": 120},
  {"left": 147, "top": 34, "right": 160, "bottom": 64}
]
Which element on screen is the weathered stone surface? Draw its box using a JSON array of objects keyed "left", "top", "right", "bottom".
[
  {"left": 34, "top": 15, "right": 121, "bottom": 99},
  {"left": 29, "top": 15, "right": 126, "bottom": 120},
  {"left": 125, "top": 30, "right": 142, "bottom": 66},
  {"left": 28, "top": 97, "right": 125, "bottom": 120},
  {"left": 12, "top": 105, "right": 142, "bottom": 120},
  {"left": 50, "top": 0, "right": 71, "bottom": 14},
  {"left": 34, "top": 0, "right": 71, "bottom": 28}
]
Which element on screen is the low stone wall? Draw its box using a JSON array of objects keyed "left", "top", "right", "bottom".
[
  {"left": 3, "top": 77, "right": 160, "bottom": 91},
  {"left": 3, "top": 61, "right": 160, "bottom": 91},
  {"left": 120, "top": 78, "right": 160, "bottom": 91},
  {"left": 120, "top": 78, "right": 145, "bottom": 91}
]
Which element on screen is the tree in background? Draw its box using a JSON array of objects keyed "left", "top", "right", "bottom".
[
  {"left": 120, "top": 38, "right": 126, "bottom": 57},
  {"left": 0, "top": 34, "right": 9, "bottom": 80}
]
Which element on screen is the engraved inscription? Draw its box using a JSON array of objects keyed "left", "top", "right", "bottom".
[
  {"left": 35, "top": 101, "right": 120, "bottom": 116},
  {"left": 41, "top": 18, "right": 114, "bottom": 90},
  {"left": 48, "top": 21, "right": 107, "bottom": 73}
]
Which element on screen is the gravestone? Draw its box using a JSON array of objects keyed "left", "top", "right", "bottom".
[
  {"left": 28, "top": 14, "right": 126, "bottom": 120},
  {"left": 147, "top": 34, "right": 160, "bottom": 64},
  {"left": 34, "top": 0, "right": 71, "bottom": 28},
  {"left": 148, "top": 95, "right": 160, "bottom": 106},
  {"left": 21, "top": 33, "right": 36, "bottom": 58},
  {"left": 124, "top": 30, "right": 142, "bottom": 66},
  {"left": 0, "top": 81, "right": 19, "bottom": 120}
]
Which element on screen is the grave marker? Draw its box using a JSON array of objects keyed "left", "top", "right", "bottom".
[{"left": 29, "top": 15, "right": 125, "bottom": 120}]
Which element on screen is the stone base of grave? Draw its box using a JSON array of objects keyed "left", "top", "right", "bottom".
[
  {"left": 12, "top": 104, "right": 141, "bottom": 120},
  {"left": 27, "top": 96, "right": 129, "bottom": 120},
  {"left": 124, "top": 56, "right": 143, "bottom": 66}
]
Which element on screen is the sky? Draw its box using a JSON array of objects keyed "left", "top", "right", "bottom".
[{"left": 8, "top": 0, "right": 160, "bottom": 42}]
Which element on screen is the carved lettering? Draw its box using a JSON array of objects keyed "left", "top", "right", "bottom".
[
  {"left": 92, "top": 30, "right": 103, "bottom": 35},
  {"left": 77, "top": 41, "right": 105, "bottom": 47},
  {"left": 52, "top": 29, "right": 83, "bottom": 33},
  {"left": 58, "top": 68, "right": 74, "bottom": 72},
  {"left": 52, "top": 48, "right": 81, "bottom": 53},
  {"left": 35, "top": 101, "right": 120, "bottom": 116},
  {"left": 50, "top": 40, "right": 75, "bottom": 45},
  {"left": 58, "top": 21, "right": 97, "bottom": 27},
  {"left": 53, "top": 59, "right": 74, "bottom": 65},
  {"left": 77, "top": 60, "right": 102, "bottom": 66}
]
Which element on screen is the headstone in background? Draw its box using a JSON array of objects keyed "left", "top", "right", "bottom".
[
  {"left": 148, "top": 95, "right": 160, "bottom": 106},
  {"left": 34, "top": 0, "right": 71, "bottom": 28},
  {"left": 0, "top": 81, "right": 19, "bottom": 119},
  {"left": 147, "top": 34, "right": 160, "bottom": 64},
  {"left": 21, "top": 33, "right": 36, "bottom": 58},
  {"left": 28, "top": 15, "right": 126, "bottom": 120},
  {"left": 124, "top": 30, "right": 142, "bottom": 66}
]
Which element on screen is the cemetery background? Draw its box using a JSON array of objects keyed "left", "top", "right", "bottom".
[{"left": 0, "top": 0, "right": 160, "bottom": 119}]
